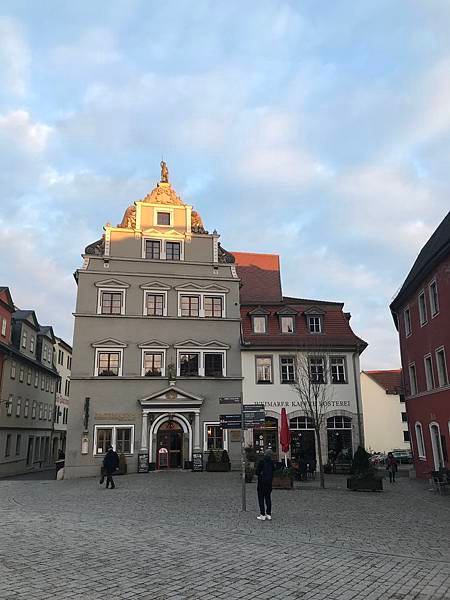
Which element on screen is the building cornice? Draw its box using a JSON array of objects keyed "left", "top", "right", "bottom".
[
  {"left": 0, "top": 340, "right": 60, "bottom": 377},
  {"left": 73, "top": 314, "right": 242, "bottom": 323}
]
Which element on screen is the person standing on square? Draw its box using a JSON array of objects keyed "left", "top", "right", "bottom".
[{"left": 256, "top": 449, "right": 274, "bottom": 520}]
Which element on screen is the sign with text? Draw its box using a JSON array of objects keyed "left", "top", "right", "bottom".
[
  {"left": 243, "top": 409, "right": 266, "bottom": 429},
  {"left": 219, "top": 414, "right": 242, "bottom": 429},
  {"left": 192, "top": 452, "right": 203, "bottom": 472},
  {"left": 137, "top": 453, "right": 149, "bottom": 473},
  {"left": 219, "top": 397, "right": 242, "bottom": 405}
]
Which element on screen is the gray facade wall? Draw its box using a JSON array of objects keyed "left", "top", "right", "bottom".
[{"left": 66, "top": 216, "right": 243, "bottom": 478}]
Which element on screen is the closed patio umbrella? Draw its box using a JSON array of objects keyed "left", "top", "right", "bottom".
[{"left": 279, "top": 407, "right": 291, "bottom": 467}]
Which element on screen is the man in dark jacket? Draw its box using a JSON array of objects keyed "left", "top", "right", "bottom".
[
  {"left": 255, "top": 448, "right": 274, "bottom": 520},
  {"left": 100, "top": 446, "right": 119, "bottom": 489}
]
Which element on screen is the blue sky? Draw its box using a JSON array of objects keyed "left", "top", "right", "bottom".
[{"left": 1, "top": 1, "right": 449, "bottom": 368}]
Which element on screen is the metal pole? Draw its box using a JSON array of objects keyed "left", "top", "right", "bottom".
[{"left": 241, "top": 398, "right": 246, "bottom": 511}]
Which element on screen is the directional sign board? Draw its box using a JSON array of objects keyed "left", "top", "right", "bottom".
[
  {"left": 243, "top": 404, "right": 265, "bottom": 412},
  {"left": 219, "top": 414, "right": 242, "bottom": 429},
  {"left": 243, "top": 409, "right": 266, "bottom": 429},
  {"left": 219, "top": 397, "right": 242, "bottom": 404}
]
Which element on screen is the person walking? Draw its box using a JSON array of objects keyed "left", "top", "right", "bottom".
[
  {"left": 100, "top": 446, "right": 119, "bottom": 489},
  {"left": 386, "top": 452, "right": 398, "bottom": 483},
  {"left": 255, "top": 448, "right": 275, "bottom": 521}
]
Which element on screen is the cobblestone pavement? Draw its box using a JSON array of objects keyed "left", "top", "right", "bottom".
[{"left": 0, "top": 472, "right": 449, "bottom": 600}]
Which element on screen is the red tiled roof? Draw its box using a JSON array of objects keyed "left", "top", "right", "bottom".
[
  {"left": 240, "top": 302, "right": 367, "bottom": 350},
  {"left": 364, "top": 370, "right": 403, "bottom": 394},
  {"left": 231, "top": 252, "right": 282, "bottom": 303}
]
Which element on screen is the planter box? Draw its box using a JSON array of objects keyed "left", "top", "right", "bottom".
[
  {"left": 272, "top": 476, "right": 293, "bottom": 489},
  {"left": 206, "top": 463, "right": 230, "bottom": 472},
  {"left": 347, "top": 476, "right": 383, "bottom": 491}
]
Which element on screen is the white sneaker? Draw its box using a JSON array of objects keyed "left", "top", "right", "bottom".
[
  {"left": 266, "top": 515, "right": 272, "bottom": 521},
  {"left": 256, "top": 515, "right": 266, "bottom": 521}
]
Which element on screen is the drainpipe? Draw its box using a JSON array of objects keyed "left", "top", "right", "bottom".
[{"left": 352, "top": 349, "right": 364, "bottom": 449}]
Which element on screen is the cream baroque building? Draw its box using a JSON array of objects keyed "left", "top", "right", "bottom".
[{"left": 65, "top": 165, "right": 242, "bottom": 477}]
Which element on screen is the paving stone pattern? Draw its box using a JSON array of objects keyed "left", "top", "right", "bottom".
[{"left": 0, "top": 472, "right": 449, "bottom": 599}]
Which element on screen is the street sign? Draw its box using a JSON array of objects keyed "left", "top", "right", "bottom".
[
  {"left": 219, "top": 414, "right": 242, "bottom": 429},
  {"left": 243, "top": 409, "right": 266, "bottom": 429},
  {"left": 219, "top": 396, "right": 242, "bottom": 404},
  {"left": 243, "top": 404, "right": 264, "bottom": 411}
]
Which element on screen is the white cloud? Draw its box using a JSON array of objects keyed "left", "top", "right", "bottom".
[
  {"left": 0, "top": 110, "right": 52, "bottom": 153},
  {"left": 0, "top": 16, "right": 30, "bottom": 97}
]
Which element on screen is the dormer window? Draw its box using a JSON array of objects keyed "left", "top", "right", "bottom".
[
  {"left": 252, "top": 316, "right": 267, "bottom": 334},
  {"left": 280, "top": 316, "right": 295, "bottom": 333},
  {"left": 157, "top": 212, "right": 171, "bottom": 226},
  {"left": 308, "top": 316, "right": 322, "bottom": 333}
]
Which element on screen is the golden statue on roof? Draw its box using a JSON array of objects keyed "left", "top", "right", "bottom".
[{"left": 160, "top": 160, "right": 169, "bottom": 183}]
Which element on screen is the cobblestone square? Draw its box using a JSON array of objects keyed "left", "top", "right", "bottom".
[{"left": 0, "top": 472, "right": 449, "bottom": 599}]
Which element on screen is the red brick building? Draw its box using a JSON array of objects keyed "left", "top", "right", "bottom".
[
  {"left": 390, "top": 211, "right": 450, "bottom": 478},
  {"left": 0, "top": 287, "right": 15, "bottom": 397}
]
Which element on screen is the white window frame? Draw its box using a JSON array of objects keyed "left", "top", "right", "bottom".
[
  {"left": 408, "top": 362, "right": 417, "bottom": 396},
  {"left": 203, "top": 422, "right": 229, "bottom": 452},
  {"left": 165, "top": 240, "right": 184, "bottom": 261},
  {"left": 27, "top": 369, "right": 32, "bottom": 385},
  {"left": 177, "top": 291, "right": 226, "bottom": 318},
  {"left": 93, "top": 424, "right": 135, "bottom": 456},
  {"left": 330, "top": 356, "right": 347, "bottom": 384},
  {"left": 34, "top": 371, "right": 38, "bottom": 387},
  {"left": 6, "top": 394, "right": 13, "bottom": 416},
  {"left": 429, "top": 422, "right": 444, "bottom": 470},
  {"left": 404, "top": 306, "right": 412, "bottom": 337},
  {"left": 19, "top": 366, "right": 24, "bottom": 383},
  {"left": 41, "top": 374, "right": 45, "bottom": 390},
  {"left": 10, "top": 361, "right": 16, "bottom": 379},
  {"left": 435, "top": 346, "right": 449, "bottom": 387},
  {"left": 97, "top": 288, "right": 126, "bottom": 316},
  {"left": 176, "top": 348, "right": 227, "bottom": 377},
  {"left": 252, "top": 315, "right": 267, "bottom": 334},
  {"left": 15, "top": 397, "right": 21, "bottom": 417},
  {"left": 30, "top": 336, "right": 35, "bottom": 353},
  {"left": 32, "top": 401, "right": 37, "bottom": 419},
  {"left": 423, "top": 354, "right": 434, "bottom": 391},
  {"left": 280, "top": 355, "right": 295, "bottom": 384},
  {"left": 308, "top": 315, "right": 322, "bottom": 333},
  {"left": 24, "top": 399, "right": 29, "bottom": 418},
  {"left": 143, "top": 290, "right": 168, "bottom": 317},
  {"left": 280, "top": 315, "right": 295, "bottom": 334},
  {"left": 142, "top": 238, "right": 162, "bottom": 260},
  {"left": 141, "top": 348, "right": 166, "bottom": 377},
  {"left": 94, "top": 347, "right": 124, "bottom": 377},
  {"left": 154, "top": 208, "right": 174, "bottom": 227},
  {"left": 22, "top": 330, "right": 27, "bottom": 348},
  {"left": 255, "top": 355, "right": 273, "bottom": 384},
  {"left": 418, "top": 290, "right": 427, "bottom": 326},
  {"left": 429, "top": 279, "right": 439, "bottom": 318},
  {"left": 1, "top": 317, "right": 6, "bottom": 336}
]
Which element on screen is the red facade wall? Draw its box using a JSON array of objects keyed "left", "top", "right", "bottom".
[{"left": 397, "top": 255, "right": 450, "bottom": 477}]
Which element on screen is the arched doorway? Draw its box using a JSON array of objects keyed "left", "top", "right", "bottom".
[
  {"left": 157, "top": 421, "right": 183, "bottom": 469},
  {"left": 290, "top": 416, "right": 316, "bottom": 465},
  {"left": 327, "top": 416, "right": 353, "bottom": 462},
  {"left": 253, "top": 417, "right": 278, "bottom": 457}
]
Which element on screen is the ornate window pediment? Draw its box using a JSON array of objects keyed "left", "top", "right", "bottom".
[
  {"left": 303, "top": 306, "right": 325, "bottom": 316},
  {"left": 140, "top": 281, "right": 171, "bottom": 290},
  {"left": 138, "top": 340, "right": 170, "bottom": 349},
  {"left": 91, "top": 338, "right": 128, "bottom": 348},
  {"left": 175, "top": 282, "right": 229, "bottom": 292},
  {"left": 174, "top": 339, "right": 230, "bottom": 349},
  {"left": 94, "top": 279, "right": 130, "bottom": 289},
  {"left": 276, "top": 306, "right": 298, "bottom": 316},
  {"left": 142, "top": 228, "right": 184, "bottom": 239},
  {"left": 248, "top": 307, "right": 271, "bottom": 316}
]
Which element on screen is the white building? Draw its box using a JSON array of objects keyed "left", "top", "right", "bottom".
[
  {"left": 233, "top": 251, "right": 367, "bottom": 465},
  {"left": 360, "top": 370, "right": 409, "bottom": 454}
]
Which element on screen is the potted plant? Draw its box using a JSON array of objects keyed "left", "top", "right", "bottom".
[
  {"left": 206, "top": 449, "right": 231, "bottom": 472},
  {"left": 272, "top": 465, "right": 294, "bottom": 489},
  {"left": 347, "top": 446, "right": 383, "bottom": 491}
]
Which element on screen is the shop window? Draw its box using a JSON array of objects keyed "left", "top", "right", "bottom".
[
  {"left": 256, "top": 356, "right": 273, "bottom": 384},
  {"left": 253, "top": 417, "right": 278, "bottom": 456},
  {"left": 95, "top": 428, "right": 113, "bottom": 454},
  {"left": 289, "top": 416, "right": 314, "bottom": 429},
  {"left": 206, "top": 425, "right": 224, "bottom": 450},
  {"left": 116, "top": 428, "right": 132, "bottom": 453},
  {"left": 94, "top": 426, "right": 134, "bottom": 455},
  {"left": 327, "top": 416, "right": 353, "bottom": 461}
]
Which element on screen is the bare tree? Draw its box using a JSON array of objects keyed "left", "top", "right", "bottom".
[{"left": 290, "top": 350, "right": 334, "bottom": 489}]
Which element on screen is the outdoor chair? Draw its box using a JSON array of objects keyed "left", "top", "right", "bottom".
[{"left": 430, "top": 470, "right": 449, "bottom": 495}]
